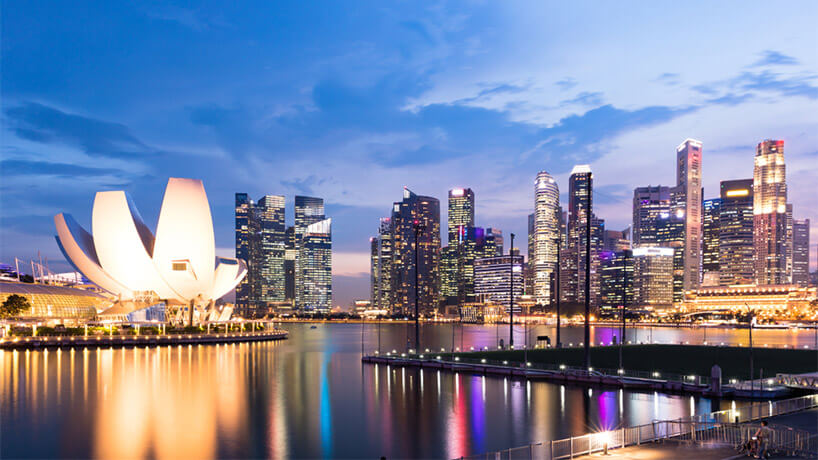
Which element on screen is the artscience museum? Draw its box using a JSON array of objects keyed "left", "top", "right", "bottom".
[{"left": 54, "top": 178, "right": 247, "bottom": 324}]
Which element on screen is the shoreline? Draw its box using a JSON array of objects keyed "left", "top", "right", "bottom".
[{"left": 0, "top": 329, "right": 289, "bottom": 350}]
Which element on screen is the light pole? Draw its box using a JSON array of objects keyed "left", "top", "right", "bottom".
[
  {"left": 413, "top": 220, "right": 425, "bottom": 352},
  {"left": 747, "top": 304, "right": 755, "bottom": 397},
  {"left": 556, "top": 231, "right": 561, "bottom": 347},
  {"left": 619, "top": 250, "right": 629, "bottom": 371},
  {"left": 583, "top": 172, "right": 592, "bottom": 369},
  {"left": 509, "top": 233, "right": 515, "bottom": 348}
]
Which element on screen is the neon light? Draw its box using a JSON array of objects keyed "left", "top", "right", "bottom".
[{"left": 725, "top": 189, "right": 749, "bottom": 197}]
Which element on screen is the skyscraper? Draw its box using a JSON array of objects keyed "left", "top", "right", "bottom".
[
  {"left": 235, "top": 193, "right": 255, "bottom": 316},
  {"left": 390, "top": 188, "right": 441, "bottom": 315},
  {"left": 474, "top": 255, "right": 524, "bottom": 312},
  {"left": 563, "top": 165, "right": 601, "bottom": 307},
  {"left": 718, "top": 179, "right": 754, "bottom": 285},
  {"left": 447, "top": 188, "right": 475, "bottom": 244},
  {"left": 298, "top": 218, "right": 332, "bottom": 312},
  {"left": 284, "top": 226, "right": 296, "bottom": 302},
  {"left": 484, "top": 227, "right": 504, "bottom": 256},
  {"left": 632, "top": 186, "right": 671, "bottom": 245},
  {"left": 753, "top": 140, "right": 788, "bottom": 284},
  {"left": 294, "top": 196, "right": 326, "bottom": 310},
  {"left": 370, "top": 237, "right": 379, "bottom": 308},
  {"left": 676, "top": 139, "right": 703, "bottom": 290},
  {"left": 533, "top": 171, "right": 560, "bottom": 305},
  {"left": 526, "top": 213, "right": 535, "bottom": 296},
  {"left": 256, "top": 195, "right": 286, "bottom": 303},
  {"left": 702, "top": 198, "right": 721, "bottom": 284},
  {"left": 599, "top": 249, "right": 633, "bottom": 319},
  {"left": 792, "top": 219, "right": 810, "bottom": 286},
  {"left": 632, "top": 246, "right": 675, "bottom": 310},
  {"left": 374, "top": 218, "right": 393, "bottom": 310}
]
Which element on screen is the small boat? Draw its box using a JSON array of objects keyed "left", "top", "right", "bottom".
[{"left": 310, "top": 325, "right": 317, "bottom": 329}]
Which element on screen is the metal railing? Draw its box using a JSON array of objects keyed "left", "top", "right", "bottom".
[{"left": 458, "top": 394, "right": 818, "bottom": 459}]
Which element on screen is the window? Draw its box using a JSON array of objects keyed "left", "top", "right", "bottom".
[{"left": 173, "top": 262, "right": 187, "bottom": 271}]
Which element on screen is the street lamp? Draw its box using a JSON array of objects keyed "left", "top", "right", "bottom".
[
  {"left": 413, "top": 220, "right": 425, "bottom": 352},
  {"left": 509, "top": 233, "right": 515, "bottom": 348}
]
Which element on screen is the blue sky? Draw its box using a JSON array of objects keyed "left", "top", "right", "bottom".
[{"left": 2, "top": 1, "right": 817, "bottom": 307}]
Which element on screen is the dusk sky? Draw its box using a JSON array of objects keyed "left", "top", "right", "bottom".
[{"left": 2, "top": 1, "right": 817, "bottom": 307}]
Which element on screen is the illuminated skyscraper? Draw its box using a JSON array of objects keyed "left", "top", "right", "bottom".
[
  {"left": 718, "top": 179, "right": 754, "bottom": 285},
  {"left": 632, "top": 186, "right": 671, "bottom": 245},
  {"left": 632, "top": 246, "right": 674, "bottom": 309},
  {"left": 753, "top": 140, "right": 788, "bottom": 284},
  {"left": 390, "top": 188, "right": 441, "bottom": 315},
  {"left": 370, "top": 237, "right": 379, "bottom": 308},
  {"left": 702, "top": 198, "right": 721, "bottom": 284},
  {"left": 285, "top": 226, "right": 296, "bottom": 302},
  {"left": 563, "top": 165, "right": 602, "bottom": 307},
  {"left": 526, "top": 213, "right": 535, "bottom": 295},
  {"left": 474, "top": 255, "right": 524, "bottom": 312},
  {"left": 484, "top": 227, "right": 504, "bottom": 257},
  {"left": 792, "top": 218, "right": 810, "bottom": 286},
  {"left": 374, "top": 218, "right": 394, "bottom": 310},
  {"left": 447, "top": 188, "right": 475, "bottom": 244},
  {"left": 235, "top": 193, "right": 255, "bottom": 316},
  {"left": 298, "top": 218, "right": 332, "bottom": 313},
  {"left": 599, "top": 249, "right": 633, "bottom": 319},
  {"left": 294, "top": 196, "right": 326, "bottom": 311},
  {"left": 676, "top": 139, "right": 703, "bottom": 290},
  {"left": 533, "top": 171, "right": 560, "bottom": 305}
]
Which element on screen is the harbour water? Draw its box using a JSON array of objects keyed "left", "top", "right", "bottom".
[{"left": 3, "top": 323, "right": 815, "bottom": 458}]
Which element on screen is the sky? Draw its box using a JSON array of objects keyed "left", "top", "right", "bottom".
[{"left": 2, "top": 1, "right": 817, "bottom": 308}]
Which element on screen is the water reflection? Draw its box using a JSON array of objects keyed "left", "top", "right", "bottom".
[{"left": 2, "top": 324, "right": 787, "bottom": 458}]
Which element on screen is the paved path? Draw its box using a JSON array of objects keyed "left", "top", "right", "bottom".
[{"left": 572, "top": 442, "right": 789, "bottom": 459}]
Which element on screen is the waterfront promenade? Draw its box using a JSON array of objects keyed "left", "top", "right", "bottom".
[{"left": 0, "top": 329, "right": 288, "bottom": 349}]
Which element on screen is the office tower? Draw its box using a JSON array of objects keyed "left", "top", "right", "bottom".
[
  {"left": 599, "top": 250, "right": 633, "bottom": 319},
  {"left": 235, "top": 193, "right": 255, "bottom": 316},
  {"left": 754, "top": 140, "right": 788, "bottom": 285},
  {"left": 298, "top": 219, "right": 332, "bottom": 312},
  {"left": 455, "top": 226, "right": 486, "bottom": 304},
  {"left": 390, "top": 187, "right": 441, "bottom": 315},
  {"left": 786, "top": 204, "right": 794, "bottom": 281},
  {"left": 632, "top": 186, "right": 672, "bottom": 245},
  {"left": 702, "top": 198, "right": 721, "bottom": 285},
  {"left": 284, "top": 226, "right": 296, "bottom": 302},
  {"left": 484, "top": 227, "right": 504, "bottom": 257},
  {"left": 440, "top": 246, "right": 458, "bottom": 303},
  {"left": 632, "top": 246, "right": 674, "bottom": 309},
  {"left": 676, "top": 139, "right": 703, "bottom": 290},
  {"left": 256, "top": 195, "right": 287, "bottom": 303},
  {"left": 533, "top": 171, "right": 560, "bottom": 305},
  {"left": 718, "top": 179, "right": 754, "bottom": 285},
  {"left": 447, "top": 188, "right": 475, "bottom": 244},
  {"left": 655, "top": 209, "right": 685, "bottom": 303},
  {"left": 375, "top": 218, "right": 393, "bottom": 310},
  {"left": 563, "top": 165, "right": 601, "bottom": 307},
  {"left": 603, "top": 229, "right": 630, "bottom": 253},
  {"left": 294, "top": 196, "right": 326, "bottom": 311},
  {"left": 526, "top": 213, "right": 535, "bottom": 296},
  {"left": 474, "top": 255, "right": 524, "bottom": 312},
  {"left": 792, "top": 219, "right": 810, "bottom": 286},
  {"left": 370, "top": 237, "right": 379, "bottom": 308}
]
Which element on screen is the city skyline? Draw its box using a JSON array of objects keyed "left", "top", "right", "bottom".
[{"left": 2, "top": 2, "right": 818, "bottom": 307}]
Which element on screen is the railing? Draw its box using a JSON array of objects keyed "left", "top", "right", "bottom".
[{"left": 457, "top": 394, "right": 818, "bottom": 459}]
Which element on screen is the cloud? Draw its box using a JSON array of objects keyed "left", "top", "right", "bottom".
[
  {"left": 145, "top": 6, "right": 229, "bottom": 31},
  {"left": 707, "top": 93, "right": 754, "bottom": 106},
  {"left": 555, "top": 78, "right": 578, "bottom": 91},
  {"left": 731, "top": 70, "right": 818, "bottom": 99},
  {"left": 751, "top": 50, "right": 799, "bottom": 67},
  {"left": 0, "top": 159, "right": 123, "bottom": 178},
  {"left": 655, "top": 73, "right": 681, "bottom": 86},
  {"left": 561, "top": 91, "right": 604, "bottom": 107},
  {"left": 4, "top": 103, "right": 156, "bottom": 157}
]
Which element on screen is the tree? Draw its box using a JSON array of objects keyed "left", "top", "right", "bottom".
[{"left": 1, "top": 294, "right": 31, "bottom": 318}]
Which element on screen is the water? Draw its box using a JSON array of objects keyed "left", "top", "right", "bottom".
[{"left": 3, "top": 323, "right": 814, "bottom": 459}]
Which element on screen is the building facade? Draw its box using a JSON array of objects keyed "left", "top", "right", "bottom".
[
  {"left": 676, "top": 139, "right": 703, "bottom": 291},
  {"left": 474, "top": 255, "right": 524, "bottom": 312},
  {"left": 702, "top": 198, "right": 721, "bottom": 284},
  {"left": 533, "top": 171, "right": 560, "bottom": 306},
  {"left": 718, "top": 179, "right": 755, "bottom": 286},
  {"left": 447, "top": 188, "right": 475, "bottom": 244},
  {"left": 599, "top": 250, "right": 634, "bottom": 319},
  {"left": 753, "top": 139, "right": 788, "bottom": 285},
  {"left": 633, "top": 186, "right": 671, "bottom": 245},
  {"left": 297, "top": 219, "right": 332, "bottom": 313},
  {"left": 632, "top": 246, "right": 675, "bottom": 310},
  {"left": 792, "top": 219, "right": 810, "bottom": 286}
]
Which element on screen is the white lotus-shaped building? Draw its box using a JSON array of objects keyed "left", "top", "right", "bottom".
[{"left": 54, "top": 178, "right": 246, "bottom": 315}]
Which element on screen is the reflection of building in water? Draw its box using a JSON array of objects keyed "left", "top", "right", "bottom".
[{"left": 683, "top": 284, "right": 818, "bottom": 320}]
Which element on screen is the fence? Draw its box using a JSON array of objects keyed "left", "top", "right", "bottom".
[{"left": 458, "top": 394, "right": 818, "bottom": 459}]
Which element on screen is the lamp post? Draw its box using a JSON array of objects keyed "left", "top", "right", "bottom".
[
  {"left": 619, "top": 250, "right": 629, "bottom": 372},
  {"left": 747, "top": 304, "right": 755, "bottom": 397},
  {"left": 509, "top": 233, "right": 515, "bottom": 348},
  {"left": 413, "top": 220, "right": 425, "bottom": 352},
  {"left": 556, "top": 232, "right": 561, "bottom": 347},
  {"left": 583, "top": 172, "right": 592, "bottom": 370}
]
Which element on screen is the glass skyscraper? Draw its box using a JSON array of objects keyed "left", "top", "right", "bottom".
[
  {"left": 632, "top": 186, "right": 671, "bottom": 245},
  {"left": 676, "top": 139, "right": 703, "bottom": 290},
  {"left": 474, "top": 255, "right": 524, "bottom": 312},
  {"left": 447, "top": 188, "right": 475, "bottom": 244},
  {"left": 792, "top": 218, "right": 810, "bottom": 286},
  {"left": 718, "top": 179, "right": 754, "bottom": 285},
  {"left": 294, "top": 196, "right": 327, "bottom": 311},
  {"left": 298, "top": 218, "right": 332, "bottom": 313},
  {"left": 533, "top": 171, "right": 560, "bottom": 306},
  {"left": 702, "top": 198, "right": 722, "bottom": 284},
  {"left": 753, "top": 140, "right": 788, "bottom": 285}
]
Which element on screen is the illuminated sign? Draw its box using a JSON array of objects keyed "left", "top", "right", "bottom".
[
  {"left": 450, "top": 188, "right": 464, "bottom": 197},
  {"left": 725, "top": 189, "right": 749, "bottom": 197},
  {"left": 633, "top": 247, "right": 675, "bottom": 257}
]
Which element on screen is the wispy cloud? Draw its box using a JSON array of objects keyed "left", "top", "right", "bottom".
[
  {"left": 751, "top": 50, "right": 799, "bottom": 67},
  {"left": 561, "top": 91, "right": 604, "bottom": 107},
  {"left": 4, "top": 103, "right": 157, "bottom": 157},
  {"left": 0, "top": 159, "right": 123, "bottom": 178},
  {"left": 555, "top": 78, "right": 578, "bottom": 91}
]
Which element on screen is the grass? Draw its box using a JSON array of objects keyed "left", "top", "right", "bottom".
[{"left": 454, "top": 345, "right": 818, "bottom": 380}]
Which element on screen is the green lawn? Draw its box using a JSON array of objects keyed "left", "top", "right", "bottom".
[{"left": 453, "top": 345, "right": 818, "bottom": 380}]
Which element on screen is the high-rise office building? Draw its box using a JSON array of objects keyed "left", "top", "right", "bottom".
[
  {"left": 298, "top": 218, "right": 332, "bottom": 312},
  {"left": 599, "top": 250, "right": 633, "bottom": 319},
  {"left": 447, "top": 188, "right": 475, "bottom": 244},
  {"left": 390, "top": 188, "right": 441, "bottom": 315},
  {"left": 256, "top": 195, "right": 286, "bottom": 303},
  {"left": 633, "top": 186, "right": 672, "bottom": 245},
  {"left": 376, "top": 218, "right": 393, "bottom": 310},
  {"left": 454, "top": 226, "right": 486, "bottom": 305},
  {"left": 602, "top": 229, "right": 630, "bottom": 252},
  {"left": 533, "top": 171, "right": 560, "bottom": 305},
  {"left": 792, "top": 219, "right": 810, "bottom": 286},
  {"left": 718, "top": 179, "right": 754, "bottom": 285},
  {"left": 284, "top": 226, "right": 296, "bottom": 302},
  {"left": 676, "top": 139, "right": 703, "bottom": 290},
  {"left": 526, "top": 213, "right": 535, "bottom": 296},
  {"left": 753, "top": 140, "right": 788, "bottom": 284},
  {"left": 702, "top": 198, "right": 721, "bottom": 284},
  {"left": 370, "top": 237, "right": 379, "bottom": 309},
  {"left": 632, "top": 246, "right": 674, "bottom": 310},
  {"left": 235, "top": 193, "right": 255, "bottom": 316},
  {"left": 294, "top": 196, "right": 326, "bottom": 311},
  {"left": 655, "top": 208, "right": 686, "bottom": 303},
  {"left": 474, "top": 255, "right": 524, "bottom": 312},
  {"left": 484, "top": 227, "right": 504, "bottom": 257},
  {"left": 563, "top": 165, "right": 601, "bottom": 307},
  {"left": 440, "top": 246, "right": 458, "bottom": 303}
]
